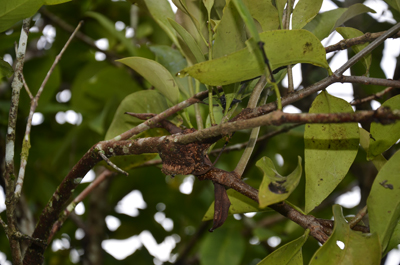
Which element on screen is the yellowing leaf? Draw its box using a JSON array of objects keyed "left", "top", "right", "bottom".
[
  {"left": 367, "top": 149, "right": 400, "bottom": 251},
  {"left": 359, "top": 128, "right": 386, "bottom": 171},
  {"left": 368, "top": 95, "right": 400, "bottom": 160},
  {"left": 257, "top": 156, "right": 302, "bottom": 208},
  {"left": 180, "top": 29, "right": 329, "bottom": 86},
  {"left": 118, "top": 57, "right": 180, "bottom": 104},
  {"left": 304, "top": 91, "right": 359, "bottom": 213},
  {"left": 292, "top": 0, "right": 323, "bottom": 30},
  {"left": 309, "top": 205, "right": 381, "bottom": 265}
]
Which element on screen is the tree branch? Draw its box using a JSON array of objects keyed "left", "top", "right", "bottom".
[
  {"left": 15, "top": 21, "right": 83, "bottom": 200},
  {"left": 325, "top": 29, "right": 400, "bottom": 54},
  {"left": 334, "top": 22, "right": 400, "bottom": 76},
  {"left": 4, "top": 17, "right": 32, "bottom": 265}
]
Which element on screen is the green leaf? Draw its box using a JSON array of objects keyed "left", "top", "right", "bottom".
[
  {"left": 150, "top": 45, "right": 190, "bottom": 98},
  {"left": 368, "top": 95, "right": 400, "bottom": 160},
  {"left": 212, "top": 0, "right": 246, "bottom": 59},
  {"left": 309, "top": 205, "right": 381, "bottom": 265},
  {"left": 44, "top": 0, "right": 71, "bottom": 4},
  {"left": 180, "top": 29, "right": 329, "bottom": 86},
  {"left": 304, "top": 4, "right": 375, "bottom": 40},
  {"left": 292, "top": 0, "right": 323, "bottom": 30},
  {"left": 241, "top": 0, "right": 279, "bottom": 32},
  {"left": 359, "top": 128, "right": 386, "bottom": 171},
  {"left": 85, "top": 11, "right": 136, "bottom": 56},
  {"left": 118, "top": 57, "right": 180, "bottom": 104},
  {"left": 0, "top": 58, "right": 13, "bottom": 80},
  {"left": 257, "top": 156, "right": 302, "bottom": 208},
  {"left": 232, "top": 0, "right": 260, "bottom": 42},
  {"left": 384, "top": 220, "right": 400, "bottom": 256},
  {"left": 200, "top": 226, "right": 245, "bottom": 265},
  {"left": 367, "top": 149, "right": 400, "bottom": 251},
  {"left": 203, "top": 0, "right": 214, "bottom": 15},
  {"left": 0, "top": 0, "right": 44, "bottom": 33},
  {"left": 202, "top": 189, "right": 270, "bottom": 221},
  {"left": 336, "top": 27, "right": 371, "bottom": 74},
  {"left": 104, "top": 91, "right": 169, "bottom": 170},
  {"left": 304, "top": 91, "right": 359, "bottom": 213},
  {"left": 144, "top": 0, "right": 181, "bottom": 49},
  {"left": 168, "top": 18, "right": 206, "bottom": 63},
  {"left": 384, "top": 0, "right": 400, "bottom": 12},
  {"left": 258, "top": 230, "right": 308, "bottom": 265}
]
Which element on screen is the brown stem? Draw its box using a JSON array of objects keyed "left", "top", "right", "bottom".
[
  {"left": 351, "top": 86, "right": 396, "bottom": 105},
  {"left": 325, "top": 30, "right": 400, "bottom": 54}
]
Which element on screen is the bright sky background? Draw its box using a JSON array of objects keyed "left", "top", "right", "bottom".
[{"left": 1, "top": 0, "right": 400, "bottom": 264}]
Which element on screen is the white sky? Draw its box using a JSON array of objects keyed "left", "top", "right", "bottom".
[{"left": 1, "top": 1, "right": 400, "bottom": 264}]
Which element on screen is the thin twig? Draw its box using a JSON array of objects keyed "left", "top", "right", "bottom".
[
  {"left": 14, "top": 21, "right": 83, "bottom": 200},
  {"left": 351, "top": 86, "right": 396, "bottom": 105},
  {"left": 98, "top": 151, "right": 128, "bottom": 176},
  {"left": 325, "top": 30, "right": 400, "bottom": 54},
  {"left": 40, "top": 8, "right": 119, "bottom": 63},
  {"left": 284, "top": 0, "right": 294, "bottom": 93},
  {"left": 348, "top": 205, "right": 368, "bottom": 228},
  {"left": 48, "top": 169, "right": 116, "bottom": 243},
  {"left": 21, "top": 74, "right": 33, "bottom": 100},
  {"left": 4, "top": 17, "right": 32, "bottom": 265},
  {"left": 210, "top": 123, "right": 302, "bottom": 155},
  {"left": 335, "top": 22, "right": 400, "bottom": 76}
]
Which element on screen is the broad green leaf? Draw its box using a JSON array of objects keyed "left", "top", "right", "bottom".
[
  {"left": 118, "top": 57, "right": 180, "bottom": 104},
  {"left": 144, "top": 0, "right": 180, "bottom": 49},
  {"left": 359, "top": 128, "right": 386, "bottom": 171},
  {"left": 232, "top": 0, "right": 260, "bottom": 43},
  {"left": 292, "top": 0, "right": 323, "bottom": 30},
  {"left": 213, "top": 0, "right": 246, "bottom": 59},
  {"left": 384, "top": 220, "right": 400, "bottom": 256},
  {"left": 258, "top": 230, "right": 308, "bottom": 265},
  {"left": 384, "top": 0, "right": 400, "bottom": 12},
  {"left": 242, "top": 0, "right": 280, "bottom": 32},
  {"left": 257, "top": 156, "right": 302, "bottom": 208},
  {"left": 304, "top": 4, "right": 375, "bottom": 40},
  {"left": 309, "top": 205, "right": 381, "bottom": 265},
  {"left": 168, "top": 18, "right": 205, "bottom": 63},
  {"left": 336, "top": 27, "right": 371, "bottom": 74},
  {"left": 85, "top": 11, "right": 136, "bottom": 56},
  {"left": 149, "top": 45, "right": 190, "bottom": 98},
  {"left": 333, "top": 4, "right": 375, "bottom": 30},
  {"left": 202, "top": 189, "right": 270, "bottom": 221},
  {"left": 180, "top": 29, "right": 329, "bottom": 86},
  {"left": 368, "top": 95, "right": 400, "bottom": 160},
  {"left": 0, "top": 0, "right": 44, "bottom": 33},
  {"left": 0, "top": 58, "right": 13, "bottom": 80},
  {"left": 200, "top": 226, "right": 245, "bottom": 265},
  {"left": 304, "top": 91, "right": 359, "bottom": 213},
  {"left": 367, "top": 149, "right": 400, "bottom": 251},
  {"left": 44, "top": 0, "right": 71, "bottom": 4},
  {"left": 104, "top": 91, "right": 169, "bottom": 170}
]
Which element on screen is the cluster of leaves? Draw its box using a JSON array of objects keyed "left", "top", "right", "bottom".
[{"left": 1, "top": 0, "right": 400, "bottom": 264}]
